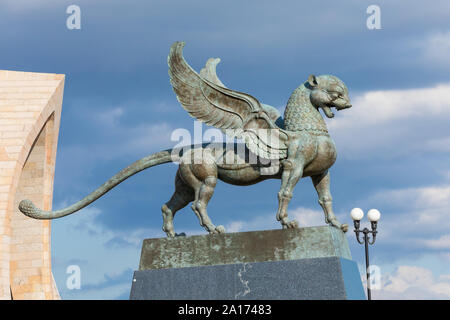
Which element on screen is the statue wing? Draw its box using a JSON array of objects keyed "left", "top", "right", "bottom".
[
  {"left": 168, "top": 41, "right": 288, "bottom": 159},
  {"left": 200, "top": 58, "right": 285, "bottom": 129},
  {"left": 199, "top": 57, "right": 227, "bottom": 88}
]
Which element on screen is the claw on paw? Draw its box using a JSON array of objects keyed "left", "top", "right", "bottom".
[
  {"left": 282, "top": 220, "right": 299, "bottom": 229},
  {"left": 208, "top": 225, "right": 226, "bottom": 234}
]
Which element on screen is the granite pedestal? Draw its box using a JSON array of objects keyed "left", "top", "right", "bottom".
[{"left": 129, "top": 226, "right": 365, "bottom": 300}]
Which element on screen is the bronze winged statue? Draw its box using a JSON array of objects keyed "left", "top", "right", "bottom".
[{"left": 19, "top": 41, "right": 352, "bottom": 236}]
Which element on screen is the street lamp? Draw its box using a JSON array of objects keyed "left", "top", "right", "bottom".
[{"left": 350, "top": 208, "right": 380, "bottom": 300}]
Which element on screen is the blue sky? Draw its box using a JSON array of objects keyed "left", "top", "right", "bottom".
[{"left": 1, "top": 0, "right": 450, "bottom": 299}]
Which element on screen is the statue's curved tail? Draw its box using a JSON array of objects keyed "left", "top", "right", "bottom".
[{"left": 19, "top": 149, "right": 174, "bottom": 219}]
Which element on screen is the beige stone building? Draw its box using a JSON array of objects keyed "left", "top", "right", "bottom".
[{"left": 0, "top": 70, "right": 64, "bottom": 300}]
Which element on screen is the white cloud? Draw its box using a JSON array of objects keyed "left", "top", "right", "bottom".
[
  {"left": 56, "top": 104, "right": 176, "bottom": 190},
  {"left": 125, "top": 122, "right": 174, "bottom": 153},
  {"left": 51, "top": 204, "right": 165, "bottom": 299},
  {"left": 290, "top": 207, "right": 327, "bottom": 227},
  {"left": 227, "top": 221, "right": 245, "bottom": 233},
  {"left": 59, "top": 204, "right": 165, "bottom": 248},
  {"left": 79, "top": 105, "right": 176, "bottom": 156},
  {"left": 224, "top": 214, "right": 277, "bottom": 233},
  {"left": 366, "top": 184, "right": 450, "bottom": 255},
  {"left": 421, "top": 235, "right": 450, "bottom": 250},
  {"left": 372, "top": 185, "right": 450, "bottom": 211},
  {"left": 96, "top": 107, "right": 124, "bottom": 126},
  {"left": 332, "top": 84, "right": 450, "bottom": 128},
  {"left": 423, "top": 31, "right": 450, "bottom": 69},
  {"left": 372, "top": 265, "right": 450, "bottom": 300},
  {"left": 64, "top": 283, "right": 131, "bottom": 300},
  {"left": 225, "top": 207, "right": 326, "bottom": 233},
  {"left": 328, "top": 83, "right": 450, "bottom": 159}
]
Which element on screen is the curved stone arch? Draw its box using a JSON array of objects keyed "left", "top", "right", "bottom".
[
  {"left": 0, "top": 70, "right": 64, "bottom": 300},
  {"left": 8, "top": 106, "right": 60, "bottom": 215}
]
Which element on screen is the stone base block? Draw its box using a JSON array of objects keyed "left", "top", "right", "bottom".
[{"left": 130, "top": 226, "right": 365, "bottom": 300}]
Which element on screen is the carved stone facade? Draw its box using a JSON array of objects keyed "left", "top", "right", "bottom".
[{"left": 0, "top": 70, "right": 64, "bottom": 299}]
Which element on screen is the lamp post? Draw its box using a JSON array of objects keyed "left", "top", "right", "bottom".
[{"left": 350, "top": 208, "right": 380, "bottom": 300}]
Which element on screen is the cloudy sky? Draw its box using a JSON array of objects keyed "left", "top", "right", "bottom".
[{"left": 1, "top": 0, "right": 450, "bottom": 299}]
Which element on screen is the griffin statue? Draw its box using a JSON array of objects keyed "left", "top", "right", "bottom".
[{"left": 19, "top": 41, "right": 352, "bottom": 237}]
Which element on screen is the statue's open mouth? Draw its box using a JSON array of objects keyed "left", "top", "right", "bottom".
[
  {"left": 322, "top": 103, "right": 352, "bottom": 118},
  {"left": 322, "top": 105, "right": 335, "bottom": 118}
]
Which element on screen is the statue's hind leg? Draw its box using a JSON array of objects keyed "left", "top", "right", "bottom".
[
  {"left": 161, "top": 170, "right": 194, "bottom": 237},
  {"left": 191, "top": 176, "right": 225, "bottom": 234},
  {"left": 311, "top": 171, "right": 348, "bottom": 232},
  {"left": 179, "top": 149, "right": 225, "bottom": 235}
]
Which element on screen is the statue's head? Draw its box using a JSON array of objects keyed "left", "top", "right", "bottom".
[{"left": 307, "top": 74, "right": 352, "bottom": 118}]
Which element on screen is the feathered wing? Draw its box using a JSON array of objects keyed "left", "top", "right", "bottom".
[
  {"left": 200, "top": 58, "right": 285, "bottom": 128},
  {"left": 199, "top": 58, "right": 227, "bottom": 88},
  {"left": 168, "top": 41, "right": 288, "bottom": 159}
]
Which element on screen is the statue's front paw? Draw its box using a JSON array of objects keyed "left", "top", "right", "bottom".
[
  {"left": 208, "top": 225, "right": 226, "bottom": 234},
  {"left": 162, "top": 222, "right": 174, "bottom": 237},
  {"left": 164, "top": 230, "right": 176, "bottom": 238},
  {"left": 282, "top": 220, "right": 299, "bottom": 229}
]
